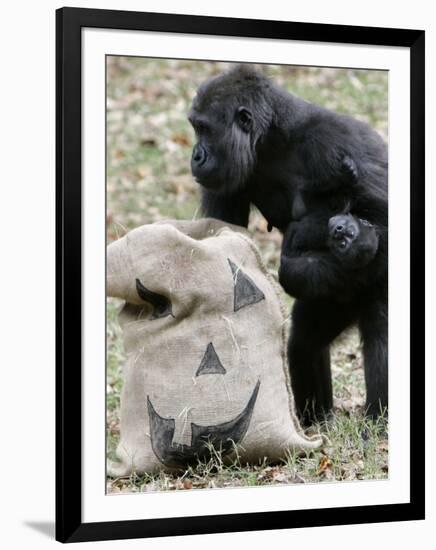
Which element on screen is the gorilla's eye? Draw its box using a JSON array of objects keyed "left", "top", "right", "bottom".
[
  {"left": 236, "top": 107, "right": 253, "bottom": 132},
  {"left": 192, "top": 121, "right": 210, "bottom": 136}
]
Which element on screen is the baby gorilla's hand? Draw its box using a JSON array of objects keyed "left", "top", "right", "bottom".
[{"left": 328, "top": 214, "right": 379, "bottom": 268}]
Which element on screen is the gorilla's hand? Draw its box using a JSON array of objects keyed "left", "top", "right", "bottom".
[
  {"left": 301, "top": 153, "right": 359, "bottom": 193},
  {"left": 340, "top": 155, "right": 359, "bottom": 184}
]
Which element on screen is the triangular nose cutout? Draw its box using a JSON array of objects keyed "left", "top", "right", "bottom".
[
  {"left": 195, "top": 343, "right": 227, "bottom": 377},
  {"left": 228, "top": 259, "right": 265, "bottom": 312}
]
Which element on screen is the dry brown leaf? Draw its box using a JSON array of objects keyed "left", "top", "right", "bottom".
[
  {"left": 172, "top": 132, "right": 190, "bottom": 146},
  {"left": 183, "top": 479, "right": 193, "bottom": 490},
  {"left": 137, "top": 166, "right": 152, "bottom": 179},
  {"left": 317, "top": 456, "right": 332, "bottom": 476},
  {"left": 272, "top": 472, "right": 288, "bottom": 483},
  {"left": 140, "top": 137, "right": 157, "bottom": 147},
  {"left": 378, "top": 440, "right": 389, "bottom": 452}
]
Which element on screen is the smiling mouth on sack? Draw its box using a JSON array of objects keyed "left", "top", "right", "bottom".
[{"left": 147, "top": 380, "right": 261, "bottom": 467}]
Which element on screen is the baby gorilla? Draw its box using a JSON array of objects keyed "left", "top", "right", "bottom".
[
  {"left": 280, "top": 211, "right": 379, "bottom": 301},
  {"left": 279, "top": 189, "right": 385, "bottom": 423}
]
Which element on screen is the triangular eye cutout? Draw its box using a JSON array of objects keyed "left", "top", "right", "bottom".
[
  {"left": 135, "top": 279, "right": 174, "bottom": 320},
  {"left": 195, "top": 343, "right": 227, "bottom": 377},
  {"left": 228, "top": 259, "right": 265, "bottom": 312}
]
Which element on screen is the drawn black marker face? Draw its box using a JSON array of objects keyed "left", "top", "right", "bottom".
[
  {"left": 147, "top": 379, "right": 260, "bottom": 467},
  {"left": 136, "top": 259, "right": 265, "bottom": 467},
  {"left": 135, "top": 278, "right": 174, "bottom": 320}
]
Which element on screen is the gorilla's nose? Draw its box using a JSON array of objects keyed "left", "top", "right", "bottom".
[
  {"left": 192, "top": 144, "right": 207, "bottom": 167},
  {"left": 328, "top": 215, "right": 349, "bottom": 237}
]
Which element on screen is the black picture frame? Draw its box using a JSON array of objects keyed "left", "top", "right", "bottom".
[{"left": 56, "top": 6, "right": 425, "bottom": 543}]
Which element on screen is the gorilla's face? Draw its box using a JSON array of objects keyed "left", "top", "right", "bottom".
[
  {"left": 188, "top": 67, "right": 275, "bottom": 196},
  {"left": 189, "top": 101, "right": 254, "bottom": 195},
  {"left": 327, "top": 214, "right": 379, "bottom": 268}
]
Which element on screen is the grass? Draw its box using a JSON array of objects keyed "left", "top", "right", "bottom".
[
  {"left": 107, "top": 403, "right": 387, "bottom": 494},
  {"left": 106, "top": 57, "right": 389, "bottom": 493}
]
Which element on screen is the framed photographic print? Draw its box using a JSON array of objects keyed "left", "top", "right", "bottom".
[{"left": 56, "top": 7, "right": 425, "bottom": 543}]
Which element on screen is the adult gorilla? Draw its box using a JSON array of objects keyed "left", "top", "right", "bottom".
[{"left": 189, "top": 65, "right": 388, "bottom": 423}]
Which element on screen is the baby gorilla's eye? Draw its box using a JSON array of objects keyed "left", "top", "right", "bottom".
[{"left": 339, "top": 240, "right": 347, "bottom": 249}]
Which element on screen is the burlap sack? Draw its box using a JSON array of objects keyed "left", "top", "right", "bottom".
[{"left": 107, "top": 218, "right": 321, "bottom": 475}]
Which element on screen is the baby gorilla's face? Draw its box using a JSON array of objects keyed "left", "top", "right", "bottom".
[
  {"left": 328, "top": 214, "right": 379, "bottom": 268},
  {"left": 328, "top": 214, "right": 360, "bottom": 252}
]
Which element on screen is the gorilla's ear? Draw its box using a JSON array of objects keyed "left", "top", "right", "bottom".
[{"left": 235, "top": 106, "right": 253, "bottom": 132}]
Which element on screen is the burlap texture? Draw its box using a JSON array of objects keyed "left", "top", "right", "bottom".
[{"left": 107, "top": 218, "right": 321, "bottom": 475}]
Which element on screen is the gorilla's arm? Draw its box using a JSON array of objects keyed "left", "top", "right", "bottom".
[
  {"left": 298, "top": 148, "right": 359, "bottom": 194},
  {"left": 279, "top": 252, "right": 347, "bottom": 300},
  {"left": 279, "top": 218, "right": 346, "bottom": 300},
  {"left": 289, "top": 108, "right": 377, "bottom": 195},
  {"left": 200, "top": 188, "right": 251, "bottom": 227}
]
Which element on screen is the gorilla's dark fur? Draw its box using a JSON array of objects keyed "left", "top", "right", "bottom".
[{"left": 189, "top": 65, "right": 388, "bottom": 422}]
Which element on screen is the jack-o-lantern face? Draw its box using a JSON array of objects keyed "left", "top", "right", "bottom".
[
  {"left": 136, "top": 258, "right": 265, "bottom": 468},
  {"left": 107, "top": 220, "right": 322, "bottom": 477}
]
